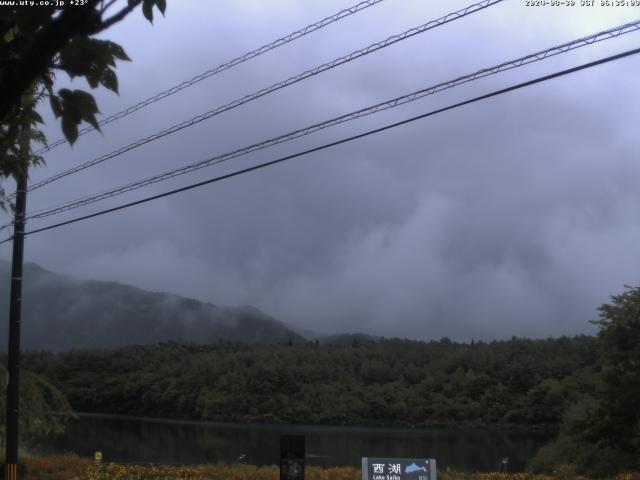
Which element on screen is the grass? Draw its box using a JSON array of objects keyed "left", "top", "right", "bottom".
[{"left": 14, "top": 455, "right": 640, "bottom": 480}]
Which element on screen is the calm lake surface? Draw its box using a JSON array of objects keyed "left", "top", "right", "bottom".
[{"left": 35, "top": 414, "right": 554, "bottom": 472}]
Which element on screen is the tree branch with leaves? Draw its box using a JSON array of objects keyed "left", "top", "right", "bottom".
[{"left": 0, "top": 0, "right": 166, "bottom": 208}]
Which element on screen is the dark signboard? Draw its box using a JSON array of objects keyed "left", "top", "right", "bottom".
[
  {"left": 280, "top": 435, "right": 305, "bottom": 480},
  {"left": 362, "top": 458, "right": 436, "bottom": 480}
]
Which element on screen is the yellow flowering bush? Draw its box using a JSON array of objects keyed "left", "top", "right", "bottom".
[{"left": 20, "top": 456, "right": 640, "bottom": 480}]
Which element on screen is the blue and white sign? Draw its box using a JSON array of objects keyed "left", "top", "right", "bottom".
[{"left": 362, "top": 458, "right": 436, "bottom": 480}]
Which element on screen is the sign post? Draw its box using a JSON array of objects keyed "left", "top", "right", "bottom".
[
  {"left": 280, "top": 435, "right": 305, "bottom": 480},
  {"left": 362, "top": 458, "right": 436, "bottom": 480}
]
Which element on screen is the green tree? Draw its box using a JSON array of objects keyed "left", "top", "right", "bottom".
[
  {"left": 525, "top": 379, "right": 565, "bottom": 425},
  {"left": 0, "top": 366, "right": 74, "bottom": 443},
  {"left": 587, "top": 285, "right": 640, "bottom": 466},
  {"left": 530, "top": 285, "right": 640, "bottom": 476},
  {"left": 0, "top": 0, "right": 166, "bottom": 206}
]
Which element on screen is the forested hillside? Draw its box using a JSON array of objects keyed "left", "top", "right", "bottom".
[
  {"left": 23, "top": 336, "right": 598, "bottom": 428},
  {"left": 0, "top": 261, "right": 305, "bottom": 350}
]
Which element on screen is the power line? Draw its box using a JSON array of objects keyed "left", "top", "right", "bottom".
[
  {"left": 17, "top": 0, "right": 504, "bottom": 198},
  {"left": 33, "top": 0, "right": 387, "bottom": 155},
  {"left": 2, "top": 45, "right": 637, "bottom": 245},
  {"left": 17, "top": 19, "right": 640, "bottom": 224}
]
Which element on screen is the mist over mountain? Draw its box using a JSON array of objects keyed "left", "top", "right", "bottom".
[{"left": 0, "top": 261, "right": 305, "bottom": 351}]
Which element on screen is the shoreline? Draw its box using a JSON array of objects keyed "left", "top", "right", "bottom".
[{"left": 75, "top": 411, "right": 558, "bottom": 434}]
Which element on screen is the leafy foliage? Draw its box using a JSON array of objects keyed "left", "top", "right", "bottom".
[
  {"left": 591, "top": 285, "right": 640, "bottom": 454},
  {"left": 140, "top": 0, "right": 167, "bottom": 23},
  {"left": 58, "top": 37, "right": 130, "bottom": 92},
  {"left": 23, "top": 336, "right": 598, "bottom": 429},
  {"left": 0, "top": 365, "right": 75, "bottom": 443},
  {"left": 0, "top": 0, "right": 166, "bottom": 207},
  {"left": 0, "top": 83, "right": 47, "bottom": 204},
  {"left": 529, "top": 285, "right": 640, "bottom": 476}
]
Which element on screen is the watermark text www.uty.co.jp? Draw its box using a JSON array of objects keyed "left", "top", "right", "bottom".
[{"left": 0, "top": 0, "right": 89, "bottom": 7}]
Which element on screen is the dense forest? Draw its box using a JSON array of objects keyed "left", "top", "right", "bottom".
[{"left": 22, "top": 336, "right": 599, "bottom": 429}]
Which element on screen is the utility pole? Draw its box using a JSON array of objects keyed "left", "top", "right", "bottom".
[{"left": 4, "top": 158, "right": 27, "bottom": 480}]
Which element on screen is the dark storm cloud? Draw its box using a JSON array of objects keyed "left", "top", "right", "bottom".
[{"left": 3, "top": 0, "right": 639, "bottom": 340}]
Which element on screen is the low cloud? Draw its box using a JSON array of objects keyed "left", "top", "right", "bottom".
[{"left": 4, "top": 1, "right": 639, "bottom": 342}]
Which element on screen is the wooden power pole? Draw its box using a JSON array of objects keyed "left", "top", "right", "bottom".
[{"left": 4, "top": 163, "right": 27, "bottom": 480}]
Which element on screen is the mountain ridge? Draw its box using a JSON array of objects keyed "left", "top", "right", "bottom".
[{"left": 0, "top": 260, "right": 306, "bottom": 351}]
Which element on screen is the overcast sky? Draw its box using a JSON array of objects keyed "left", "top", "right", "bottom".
[{"left": 2, "top": 0, "right": 639, "bottom": 340}]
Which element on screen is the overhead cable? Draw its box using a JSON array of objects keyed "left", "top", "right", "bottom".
[
  {"left": 2, "top": 45, "right": 637, "bottom": 244},
  {"left": 18, "top": 0, "right": 504, "bottom": 198},
  {"left": 33, "top": 0, "right": 388, "bottom": 155},
  {"left": 18, "top": 19, "right": 640, "bottom": 224}
]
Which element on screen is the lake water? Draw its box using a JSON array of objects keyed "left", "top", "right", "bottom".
[{"left": 35, "top": 414, "right": 554, "bottom": 472}]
